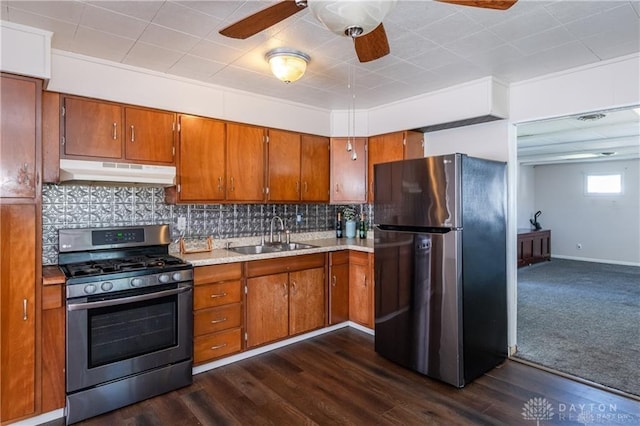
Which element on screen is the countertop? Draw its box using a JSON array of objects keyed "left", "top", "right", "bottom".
[{"left": 175, "top": 234, "right": 374, "bottom": 267}]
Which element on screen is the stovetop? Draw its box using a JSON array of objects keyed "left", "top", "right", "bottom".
[{"left": 62, "top": 254, "right": 188, "bottom": 278}]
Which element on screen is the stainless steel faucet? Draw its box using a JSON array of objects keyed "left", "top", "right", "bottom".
[{"left": 269, "top": 215, "right": 285, "bottom": 243}]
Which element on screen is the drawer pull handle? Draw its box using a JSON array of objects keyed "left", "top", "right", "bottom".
[
  {"left": 211, "top": 343, "right": 227, "bottom": 350},
  {"left": 112, "top": 122, "right": 117, "bottom": 140},
  {"left": 210, "top": 317, "right": 227, "bottom": 324},
  {"left": 23, "top": 299, "right": 28, "bottom": 320},
  {"left": 210, "top": 292, "right": 227, "bottom": 298}
]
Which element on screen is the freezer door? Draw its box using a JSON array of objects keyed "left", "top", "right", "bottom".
[
  {"left": 374, "top": 227, "right": 463, "bottom": 387},
  {"left": 373, "top": 154, "right": 461, "bottom": 228}
]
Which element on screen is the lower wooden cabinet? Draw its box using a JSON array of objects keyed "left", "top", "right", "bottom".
[
  {"left": 349, "top": 251, "right": 374, "bottom": 328},
  {"left": 0, "top": 204, "right": 37, "bottom": 422},
  {"left": 245, "top": 254, "right": 326, "bottom": 348},
  {"left": 328, "top": 251, "right": 349, "bottom": 325},
  {"left": 192, "top": 263, "right": 243, "bottom": 364}
]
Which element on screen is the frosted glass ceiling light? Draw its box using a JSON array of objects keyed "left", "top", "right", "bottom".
[
  {"left": 265, "top": 48, "right": 310, "bottom": 83},
  {"left": 309, "top": 0, "right": 397, "bottom": 38}
]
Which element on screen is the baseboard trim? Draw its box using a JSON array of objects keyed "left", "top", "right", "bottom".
[
  {"left": 7, "top": 408, "right": 64, "bottom": 426},
  {"left": 552, "top": 255, "right": 640, "bottom": 267}
]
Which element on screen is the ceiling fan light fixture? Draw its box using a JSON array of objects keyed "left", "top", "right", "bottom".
[
  {"left": 265, "top": 48, "right": 310, "bottom": 83},
  {"left": 308, "top": 0, "right": 397, "bottom": 38}
]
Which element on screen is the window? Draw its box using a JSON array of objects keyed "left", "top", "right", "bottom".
[{"left": 586, "top": 173, "right": 622, "bottom": 194}]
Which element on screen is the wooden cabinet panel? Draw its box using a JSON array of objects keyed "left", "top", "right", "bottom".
[
  {"left": 194, "top": 262, "right": 241, "bottom": 285},
  {"left": 42, "top": 91, "right": 61, "bottom": 184},
  {"left": 267, "top": 129, "right": 301, "bottom": 202},
  {"left": 194, "top": 281, "right": 242, "bottom": 310},
  {"left": 177, "top": 115, "right": 226, "bottom": 202},
  {"left": 0, "top": 74, "right": 40, "bottom": 199},
  {"left": 349, "top": 251, "right": 373, "bottom": 328},
  {"left": 194, "top": 304, "right": 242, "bottom": 336},
  {"left": 124, "top": 107, "right": 175, "bottom": 164},
  {"left": 246, "top": 253, "right": 325, "bottom": 277},
  {"left": 41, "top": 284, "right": 65, "bottom": 413},
  {"left": 246, "top": 273, "right": 289, "bottom": 348},
  {"left": 329, "top": 259, "right": 349, "bottom": 325},
  {"left": 63, "top": 96, "right": 122, "bottom": 159},
  {"left": 404, "top": 130, "right": 424, "bottom": 159},
  {"left": 330, "top": 137, "right": 367, "bottom": 203},
  {"left": 289, "top": 267, "right": 325, "bottom": 335},
  {"left": 367, "top": 132, "right": 404, "bottom": 202},
  {"left": 194, "top": 328, "right": 242, "bottom": 363},
  {"left": 300, "top": 134, "right": 330, "bottom": 202},
  {"left": 0, "top": 204, "right": 36, "bottom": 421},
  {"left": 226, "top": 122, "right": 265, "bottom": 202}
]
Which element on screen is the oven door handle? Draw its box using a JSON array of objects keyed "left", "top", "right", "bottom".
[{"left": 67, "top": 285, "right": 192, "bottom": 311}]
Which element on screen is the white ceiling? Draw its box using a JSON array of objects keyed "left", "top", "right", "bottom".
[
  {"left": 2, "top": 0, "right": 639, "bottom": 111},
  {"left": 2, "top": 0, "right": 639, "bottom": 165}
]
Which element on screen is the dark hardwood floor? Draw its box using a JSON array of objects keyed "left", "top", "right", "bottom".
[{"left": 52, "top": 328, "right": 639, "bottom": 425}]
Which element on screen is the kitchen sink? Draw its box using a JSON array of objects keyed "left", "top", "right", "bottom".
[{"left": 228, "top": 242, "right": 317, "bottom": 255}]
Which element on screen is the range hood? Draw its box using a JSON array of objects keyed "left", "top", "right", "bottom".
[{"left": 59, "top": 159, "right": 176, "bottom": 186}]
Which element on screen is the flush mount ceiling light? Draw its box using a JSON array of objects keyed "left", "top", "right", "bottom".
[
  {"left": 308, "top": 0, "right": 397, "bottom": 38},
  {"left": 265, "top": 48, "right": 310, "bottom": 83}
]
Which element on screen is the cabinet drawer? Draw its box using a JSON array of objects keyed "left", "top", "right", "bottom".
[
  {"left": 194, "top": 263, "right": 242, "bottom": 285},
  {"left": 194, "top": 281, "right": 241, "bottom": 310},
  {"left": 194, "top": 304, "right": 242, "bottom": 336},
  {"left": 246, "top": 253, "right": 325, "bottom": 277},
  {"left": 194, "top": 328, "right": 242, "bottom": 364}
]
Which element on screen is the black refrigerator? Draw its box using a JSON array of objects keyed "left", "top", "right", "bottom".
[{"left": 373, "top": 153, "right": 507, "bottom": 388}]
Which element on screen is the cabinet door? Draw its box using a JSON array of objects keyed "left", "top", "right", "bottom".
[
  {"left": 0, "top": 74, "right": 40, "bottom": 199},
  {"left": 289, "top": 267, "right": 325, "bottom": 335},
  {"left": 349, "top": 252, "right": 373, "bottom": 328},
  {"left": 329, "top": 261, "right": 349, "bottom": 325},
  {"left": 246, "top": 273, "right": 289, "bottom": 348},
  {"left": 63, "top": 96, "right": 122, "bottom": 159},
  {"left": 0, "top": 205, "right": 36, "bottom": 421},
  {"left": 178, "top": 115, "right": 226, "bottom": 202},
  {"left": 404, "top": 130, "right": 424, "bottom": 159},
  {"left": 367, "top": 132, "right": 404, "bottom": 202},
  {"left": 330, "top": 137, "right": 367, "bottom": 203},
  {"left": 124, "top": 107, "right": 175, "bottom": 164},
  {"left": 226, "top": 122, "right": 265, "bottom": 202},
  {"left": 301, "top": 134, "right": 330, "bottom": 202},
  {"left": 267, "top": 129, "right": 301, "bottom": 202}
]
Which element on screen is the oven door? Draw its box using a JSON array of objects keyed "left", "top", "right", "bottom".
[{"left": 66, "top": 282, "right": 193, "bottom": 393}]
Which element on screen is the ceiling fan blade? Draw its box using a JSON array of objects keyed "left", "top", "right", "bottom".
[
  {"left": 354, "top": 24, "right": 390, "bottom": 63},
  {"left": 435, "top": 0, "right": 517, "bottom": 10},
  {"left": 219, "top": 0, "right": 306, "bottom": 39}
]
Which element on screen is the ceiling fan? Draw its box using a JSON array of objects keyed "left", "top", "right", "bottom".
[{"left": 219, "top": 0, "right": 517, "bottom": 63}]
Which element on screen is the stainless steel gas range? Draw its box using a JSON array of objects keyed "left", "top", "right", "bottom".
[{"left": 58, "top": 224, "right": 193, "bottom": 425}]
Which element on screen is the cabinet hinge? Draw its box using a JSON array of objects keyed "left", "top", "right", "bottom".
[
  {"left": 264, "top": 187, "right": 270, "bottom": 195},
  {"left": 177, "top": 184, "right": 181, "bottom": 193},
  {"left": 403, "top": 137, "right": 407, "bottom": 145},
  {"left": 172, "top": 146, "right": 175, "bottom": 156},
  {"left": 244, "top": 332, "right": 248, "bottom": 342},
  {"left": 244, "top": 285, "right": 248, "bottom": 294},
  {"left": 177, "top": 122, "right": 181, "bottom": 132},
  {"left": 61, "top": 106, "right": 65, "bottom": 117},
  {"left": 265, "top": 135, "right": 269, "bottom": 143},
  {"left": 172, "top": 122, "right": 176, "bottom": 132},
  {"left": 61, "top": 136, "right": 65, "bottom": 146}
]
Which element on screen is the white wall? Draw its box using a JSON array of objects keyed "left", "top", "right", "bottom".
[
  {"left": 533, "top": 159, "right": 640, "bottom": 265},
  {"left": 517, "top": 165, "right": 536, "bottom": 229}
]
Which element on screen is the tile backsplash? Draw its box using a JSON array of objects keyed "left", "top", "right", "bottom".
[{"left": 42, "top": 184, "right": 370, "bottom": 265}]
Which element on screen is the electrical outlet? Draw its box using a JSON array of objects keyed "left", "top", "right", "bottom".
[
  {"left": 576, "top": 243, "right": 582, "bottom": 250},
  {"left": 296, "top": 213, "right": 303, "bottom": 223},
  {"left": 177, "top": 216, "right": 186, "bottom": 231}
]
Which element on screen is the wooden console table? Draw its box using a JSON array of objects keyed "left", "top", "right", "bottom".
[{"left": 517, "top": 229, "right": 551, "bottom": 267}]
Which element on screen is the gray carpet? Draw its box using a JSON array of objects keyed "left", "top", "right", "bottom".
[{"left": 515, "top": 259, "right": 640, "bottom": 396}]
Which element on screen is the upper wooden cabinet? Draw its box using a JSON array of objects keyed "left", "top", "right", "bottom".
[
  {"left": 330, "top": 137, "right": 367, "bottom": 204},
  {"left": 367, "top": 130, "right": 424, "bottom": 202},
  {"left": 0, "top": 74, "right": 41, "bottom": 200},
  {"left": 267, "top": 130, "right": 330, "bottom": 203},
  {"left": 176, "top": 114, "right": 226, "bottom": 202},
  {"left": 226, "top": 122, "right": 266, "bottom": 202},
  {"left": 61, "top": 95, "right": 176, "bottom": 165}
]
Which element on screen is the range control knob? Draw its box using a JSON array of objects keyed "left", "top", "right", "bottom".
[
  {"left": 172, "top": 272, "right": 182, "bottom": 282},
  {"left": 158, "top": 274, "right": 170, "bottom": 284},
  {"left": 84, "top": 284, "right": 97, "bottom": 294},
  {"left": 130, "top": 278, "right": 144, "bottom": 287},
  {"left": 101, "top": 281, "right": 114, "bottom": 292}
]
